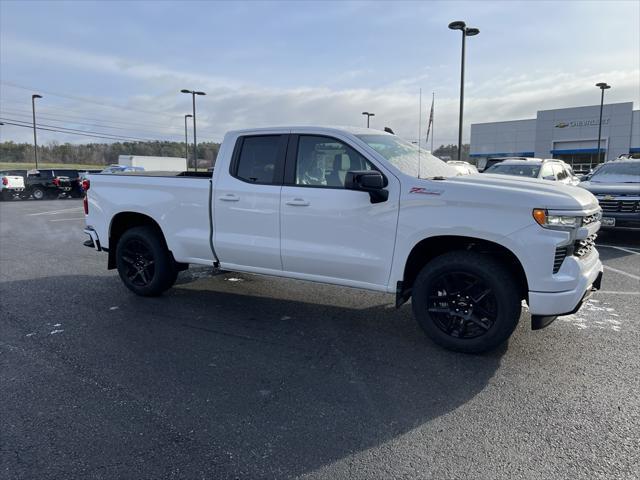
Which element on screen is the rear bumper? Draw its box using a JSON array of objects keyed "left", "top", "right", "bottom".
[{"left": 83, "top": 227, "right": 102, "bottom": 251}]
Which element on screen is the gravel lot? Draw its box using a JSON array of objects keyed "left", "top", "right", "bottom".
[{"left": 1, "top": 199, "right": 639, "bottom": 480}]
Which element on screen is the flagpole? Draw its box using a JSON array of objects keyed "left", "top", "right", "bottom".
[{"left": 431, "top": 92, "right": 434, "bottom": 152}]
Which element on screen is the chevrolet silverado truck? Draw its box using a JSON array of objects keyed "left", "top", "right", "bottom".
[
  {"left": 83, "top": 126, "right": 603, "bottom": 353},
  {"left": 0, "top": 171, "right": 26, "bottom": 200}
]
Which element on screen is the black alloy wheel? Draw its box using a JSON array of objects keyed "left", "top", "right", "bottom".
[
  {"left": 427, "top": 271, "right": 498, "bottom": 339},
  {"left": 116, "top": 226, "right": 178, "bottom": 296},
  {"left": 412, "top": 251, "right": 522, "bottom": 353},
  {"left": 120, "top": 238, "right": 156, "bottom": 287}
]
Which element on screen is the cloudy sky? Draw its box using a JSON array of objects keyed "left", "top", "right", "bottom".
[{"left": 1, "top": 0, "right": 638, "bottom": 147}]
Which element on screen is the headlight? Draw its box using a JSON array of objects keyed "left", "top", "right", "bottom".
[{"left": 532, "top": 209, "right": 581, "bottom": 229}]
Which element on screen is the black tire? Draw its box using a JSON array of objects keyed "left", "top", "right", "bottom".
[
  {"left": 31, "top": 186, "right": 46, "bottom": 200},
  {"left": 116, "top": 226, "right": 178, "bottom": 296},
  {"left": 411, "top": 251, "right": 522, "bottom": 354}
]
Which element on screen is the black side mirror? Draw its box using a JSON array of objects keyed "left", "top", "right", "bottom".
[{"left": 345, "top": 170, "right": 389, "bottom": 203}]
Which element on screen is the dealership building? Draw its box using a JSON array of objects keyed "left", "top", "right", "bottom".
[{"left": 470, "top": 102, "right": 639, "bottom": 170}]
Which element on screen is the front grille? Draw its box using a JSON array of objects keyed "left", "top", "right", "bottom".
[
  {"left": 597, "top": 196, "right": 640, "bottom": 213},
  {"left": 574, "top": 233, "right": 597, "bottom": 258},
  {"left": 553, "top": 233, "right": 598, "bottom": 273},
  {"left": 553, "top": 246, "right": 568, "bottom": 273},
  {"left": 582, "top": 212, "right": 600, "bottom": 225}
]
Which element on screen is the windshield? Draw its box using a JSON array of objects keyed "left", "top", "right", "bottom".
[
  {"left": 590, "top": 162, "right": 640, "bottom": 183},
  {"left": 485, "top": 164, "right": 541, "bottom": 178},
  {"left": 356, "top": 134, "right": 456, "bottom": 178}
]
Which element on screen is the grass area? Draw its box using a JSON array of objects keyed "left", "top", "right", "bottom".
[{"left": 0, "top": 162, "right": 105, "bottom": 171}]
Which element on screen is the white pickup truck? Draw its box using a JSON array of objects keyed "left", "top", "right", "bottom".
[
  {"left": 83, "top": 126, "right": 603, "bottom": 353},
  {"left": 0, "top": 171, "right": 26, "bottom": 200}
]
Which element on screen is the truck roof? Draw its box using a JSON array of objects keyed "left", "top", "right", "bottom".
[{"left": 226, "top": 125, "right": 393, "bottom": 137}]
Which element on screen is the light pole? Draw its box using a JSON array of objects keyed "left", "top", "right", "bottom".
[
  {"left": 595, "top": 82, "right": 610, "bottom": 165},
  {"left": 362, "top": 111, "right": 375, "bottom": 128},
  {"left": 449, "top": 21, "right": 479, "bottom": 160},
  {"left": 184, "top": 114, "right": 192, "bottom": 162},
  {"left": 32, "top": 94, "right": 42, "bottom": 169},
  {"left": 180, "top": 89, "right": 206, "bottom": 171}
]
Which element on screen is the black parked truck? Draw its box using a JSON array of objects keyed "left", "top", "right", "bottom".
[{"left": 20, "top": 169, "right": 83, "bottom": 200}]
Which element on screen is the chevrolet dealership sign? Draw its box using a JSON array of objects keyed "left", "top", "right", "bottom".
[{"left": 555, "top": 118, "right": 610, "bottom": 128}]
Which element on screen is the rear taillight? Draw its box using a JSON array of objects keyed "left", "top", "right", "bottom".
[
  {"left": 1, "top": 177, "right": 7, "bottom": 186},
  {"left": 52, "top": 178, "right": 60, "bottom": 186},
  {"left": 83, "top": 195, "right": 88, "bottom": 215},
  {"left": 82, "top": 179, "right": 90, "bottom": 191}
]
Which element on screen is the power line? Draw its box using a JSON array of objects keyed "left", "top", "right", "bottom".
[
  {"left": 0, "top": 109, "right": 184, "bottom": 138},
  {"left": 0, "top": 102, "right": 186, "bottom": 131},
  {"left": 0, "top": 119, "right": 167, "bottom": 142},
  {"left": 1, "top": 81, "right": 178, "bottom": 119}
]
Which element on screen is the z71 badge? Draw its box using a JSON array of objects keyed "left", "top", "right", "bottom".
[{"left": 409, "top": 187, "right": 443, "bottom": 195}]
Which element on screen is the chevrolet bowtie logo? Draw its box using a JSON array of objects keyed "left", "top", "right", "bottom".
[
  {"left": 603, "top": 195, "right": 615, "bottom": 201},
  {"left": 555, "top": 122, "right": 569, "bottom": 128}
]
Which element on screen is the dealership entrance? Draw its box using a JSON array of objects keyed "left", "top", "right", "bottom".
[{"left": 551, "top": 151, "right": 606, "bottom": 173}]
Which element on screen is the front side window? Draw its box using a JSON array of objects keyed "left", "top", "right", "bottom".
[
  {"left": 235, "top": 135, "right": 281, "bottom": 184},
  {"left": 295, "top": 136, "right": 374, "bottom": 188}
]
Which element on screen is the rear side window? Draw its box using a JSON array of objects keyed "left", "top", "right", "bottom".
[{"left": 233, "top": 135, "right": 283, "bottom": 184}]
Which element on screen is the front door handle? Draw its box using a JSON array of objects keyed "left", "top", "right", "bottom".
[
  {"left": 285, "top": 198, "right": 310, "bottom": 206},
  {"left": 219, "top": 194, "right": 240, "bottom": 202}
]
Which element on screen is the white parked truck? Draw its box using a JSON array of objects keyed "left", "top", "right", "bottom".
[
  {"left": 84, "top": 126, "right": 603, "bottom": 353},
  {"left": 0, "top": 172, "right": 25, "bottom": 200},
  {"left": 118, "top": 155, "right": 187, "bottom": 172}
]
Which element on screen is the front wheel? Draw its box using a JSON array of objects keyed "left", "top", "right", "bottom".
[
  {"left": 411, "top": 251, "right": 522, "bottom": 354},
  {"left": 31, "top": 186, "right": 46, "bottom": 200},
  {"left": 116, "top": 226, "right": 178, "bottom": 296}
]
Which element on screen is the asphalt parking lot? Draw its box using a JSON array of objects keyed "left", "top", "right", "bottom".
[{"left": 1, "top": 199, "right": 639, "bottom": 480}]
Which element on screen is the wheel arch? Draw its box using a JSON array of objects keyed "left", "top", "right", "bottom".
[
  {"left": 108, "top": 211, "right": 173, "bottom": 270},
  {"left": 397, "top": 235, "right": 529, "bottom": 307}
]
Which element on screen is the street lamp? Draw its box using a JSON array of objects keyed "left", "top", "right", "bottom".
[
  {"left": 449, "top": 20, "right": 479, "bottom": 160},
  {"left": 184, "top": 114, "right": 193, "bottom": 162},
  {"left": 362, "top": 111, "right": 375, "bottom": 128},
  {"left": 595, "top": 82, "right": 611, "bottom": 165},
  {"left": 180, "top": 89, "right": 206, "bottom": 171},
  {"left": 32, "top": 94, "right": 43, "bottom": 169}
]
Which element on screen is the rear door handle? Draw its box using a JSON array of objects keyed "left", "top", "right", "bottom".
[
  {"left": 285, "top": 198, "right": 310, "bottom": 206},
  {"left": 219, "top": 194, "right": 239, "bottom": 202}
]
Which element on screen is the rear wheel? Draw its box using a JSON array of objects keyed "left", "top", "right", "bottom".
[
  {"left": 411, "top": 251, "right": 522, "bottom": 354},
  {"left": 116, "top": 226, "right": 178, "bottom": 296},
  {"left": 31, "top": 186, "right": 46, "bottom": 200}
]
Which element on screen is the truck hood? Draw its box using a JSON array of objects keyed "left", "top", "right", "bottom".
[
  {"left": 438, "top": 173, "right": 599, "bottom": 211},
  {"left": 578, "top": 181, "right": 640, "bottom": 196}
]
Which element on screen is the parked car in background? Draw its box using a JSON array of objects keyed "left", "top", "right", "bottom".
[
  {"left": 484, "top": 158, "right": 580, "bottom": 185},
  {"left": 100, "top": 165, "right": 145, "bottom": 174},
  {"left": 0, "top": 170, "right": 26, "bottom": 200},
  {"left": 446, "top": 161, "right": 478, "bottom": 175},
  {"left": 578, "top": 159, "right": 640, "bottom": 231}
]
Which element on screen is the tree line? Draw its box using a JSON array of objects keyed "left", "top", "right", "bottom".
[
  {"left": 1, "top": 139, "right": 472, "bottom": 167},
  {"left": 0, "top": 140, "right": 221, "bottom": 168}
]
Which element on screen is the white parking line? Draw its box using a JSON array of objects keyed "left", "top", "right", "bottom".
[
  {"left": 598, "top": 245, "right": 640, "bottom": 255},
  {"left": 599, "top": 291, "right": 640, "bottom": 295},
  {"left": 48, "top": 217, "right": 86, "bottom": 222},
  {"left": 603, "top": 265, "right": 640, "bottom": 281},
  {"left": 28, "top": 207, "right": 82, "bottom": 216}
]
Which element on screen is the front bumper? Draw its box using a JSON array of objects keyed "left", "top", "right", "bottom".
[
  {"left": 600, "top": 211, "right": 640, "bottom": 231},
  {"left": 528, "top": 249, "right": 603, "bottom": 328}
]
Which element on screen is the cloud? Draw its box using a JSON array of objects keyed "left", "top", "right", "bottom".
[{"left": 1, "top": 38, "right": 638, "bottom": 148}]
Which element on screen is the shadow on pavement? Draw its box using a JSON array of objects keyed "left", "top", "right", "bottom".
[{"left": 2, "top": 273, "right": 507, "bottom": 479}]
